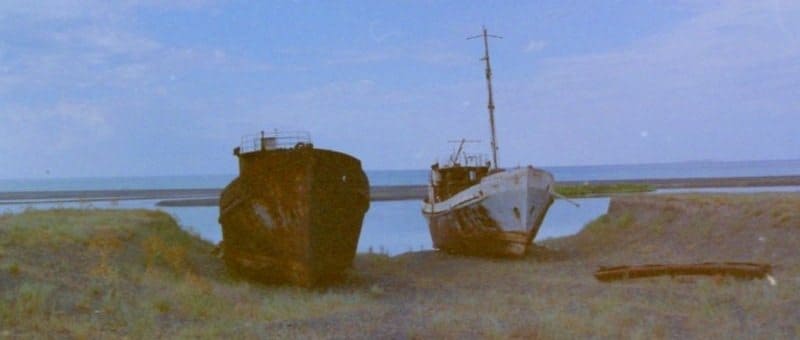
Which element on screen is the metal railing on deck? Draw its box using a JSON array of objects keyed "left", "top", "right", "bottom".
[
  {"left": 238, "top": 130, "right": 312, "bottom": 154},
  {"left": 459, "top": 153, "right": 489, "bottom": 168},
  {"left": 448, "top": 151, "right": 490, "bottom": 168},
  {"left": 446, "top": 139, "right": 491, "bottom": 168}
]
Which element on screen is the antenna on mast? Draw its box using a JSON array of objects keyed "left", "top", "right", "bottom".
[{"left": 467, "top": 26, "right": 502, "bottom": 169}]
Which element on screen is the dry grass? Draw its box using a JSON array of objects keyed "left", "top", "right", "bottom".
[
  {"left": 0, "top": 208, "right": 373, "bottom": 338},
  {"left": 1, "top": 194, "right": 799, "bottom": 338}
]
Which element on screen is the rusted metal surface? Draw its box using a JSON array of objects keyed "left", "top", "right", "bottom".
[
  {"left": 420, "top": 31, "right": 556, "bottom": 258},
  {"left": 427, "top": 202, "right": 516, "bottom": 256},
  {"left": 430, "top": 165, "right": 490, "bottom": 201},
  {"left": 594, "top": 262, "right": 772, "bottom": 282},
  {"left": 423, "top": 166, "right": 554, "bottom": 257},
  {"left": 219, "top": 134, "right": 369, "bottom": 286}
]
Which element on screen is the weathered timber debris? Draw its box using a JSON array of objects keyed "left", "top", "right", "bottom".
[{"left": 594, "top": 262, "right": 772, "bottom": 282}]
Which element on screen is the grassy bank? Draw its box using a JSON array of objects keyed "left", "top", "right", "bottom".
[
  {"left": 0, "top": 209, "right": 374, "bottom": 338},
  {"left": 554, "top": 183, "right": 654, "bottom": 197},
  {"left": 2, "top": 194, "right": 799, "bottom": 338}
]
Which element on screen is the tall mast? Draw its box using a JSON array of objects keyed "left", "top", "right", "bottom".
[{"left": 468, "top": 26, "right": 502, "bottom": 169}]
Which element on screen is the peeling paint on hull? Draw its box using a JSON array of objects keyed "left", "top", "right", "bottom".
[
  {"left": 422, "top": 166, "right": 554, "bottom": 257},
  {"left": 219, "top": 146, "right": 369, "bottom": 286}
]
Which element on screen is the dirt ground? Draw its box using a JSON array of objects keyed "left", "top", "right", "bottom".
[{"left": 1, "top": 193, "right": 799, "bottom": 338}]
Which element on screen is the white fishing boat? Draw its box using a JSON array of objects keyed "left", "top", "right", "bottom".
[{"left": 421, "top": 27, "right": 555, "bottom": 257}]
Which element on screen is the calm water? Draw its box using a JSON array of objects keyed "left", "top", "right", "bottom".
[
  {"left": 1, "top": 159, "right": 799, "bottom": 255},
  {"left": 2, "top": 159, "right": 799, "bottom": 192},
  {"left": 0, "top": 196, "right": 609, "bottom": 255}
]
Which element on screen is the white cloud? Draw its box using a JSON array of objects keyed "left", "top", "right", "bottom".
[
  {"left": 524, "top": 40, "right": 547, "bottom": 53},
  {"left": 0, "top": 0, "right": 111, "bottom": 21},
  {"left": 2, "top": 1, "right": 799, "bottom": 176},
  {"left": 0, "top": 1, "right": 270, "bottom": 94},
  {"left": 369, "top": 20, "right": 401, "bottom": 43},
  {"left": 0, "top": 0, "right": 217, "bottom": 21},
  {"left": 0, "top": 101, "right": 112, "bottom": 153},
  {"left": 51, "top": 27, "right": 162, "bottom": 56},
  {"left": 325, "top": 42, "right": 472, "bottom": 66},
  {"left": 502, "top": 1, "right": 800, "bottom": 165}
]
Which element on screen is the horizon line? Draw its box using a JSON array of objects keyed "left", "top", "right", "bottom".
[{"left": 1, "top": 157, "right": 799, "bottom": 181}]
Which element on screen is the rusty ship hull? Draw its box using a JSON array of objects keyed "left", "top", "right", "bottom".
[
  {"left": 219, "top": 144, "right": 369, "bottom": 286},
  {"left": 422, "top": 166, "right": 554, "bottom": 257}
]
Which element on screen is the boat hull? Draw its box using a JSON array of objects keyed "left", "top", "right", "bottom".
[
  {"left": 422, "top": 166, "right": 554, "bottom": 257},
  {"left": 219, "top": 146, "right": 369, "bottom": 286}
]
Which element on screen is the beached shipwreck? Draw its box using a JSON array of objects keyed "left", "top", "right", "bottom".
[
  {"left": 422, "top": 151, "right": 554, "bottom": 257},
  {"left": 218, "top": 131, "right": 369, "bottom": 286},
  {"left": 421, "top": 27, "right": 555, "bottom": 257}
]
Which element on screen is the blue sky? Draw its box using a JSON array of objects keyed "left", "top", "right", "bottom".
[{"left": 1, "top": 1, "right": 798, "bottom": 178}]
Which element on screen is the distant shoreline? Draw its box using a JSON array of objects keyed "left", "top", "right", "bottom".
[{"left": 1, "top": 175, "right": 799, "bottom": 207}]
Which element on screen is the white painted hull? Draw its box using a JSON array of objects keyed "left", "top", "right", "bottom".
[{"left": 421, "top": 166, "right": 554, "bottom": 256}]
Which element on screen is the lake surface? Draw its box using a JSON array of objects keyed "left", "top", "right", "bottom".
[
  {"left": 0, "top": 196, "right": 609, "bottom": 255},
  {"left": 1, "top": 159, "right": 799, "bottom": 255},
  {"left": 2, "top": 159, "right": 800, "bottom": 192}
]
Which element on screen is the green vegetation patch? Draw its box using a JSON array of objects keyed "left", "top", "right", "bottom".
[
  {"left": 555, "top": 183, "right": 654, "bottom": 198},
  {"left": 0, "top": 195, "right": 798, "bottom": 338},
  {"left": 0, "top": 208, "right": 375, "bottom": 338}
]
